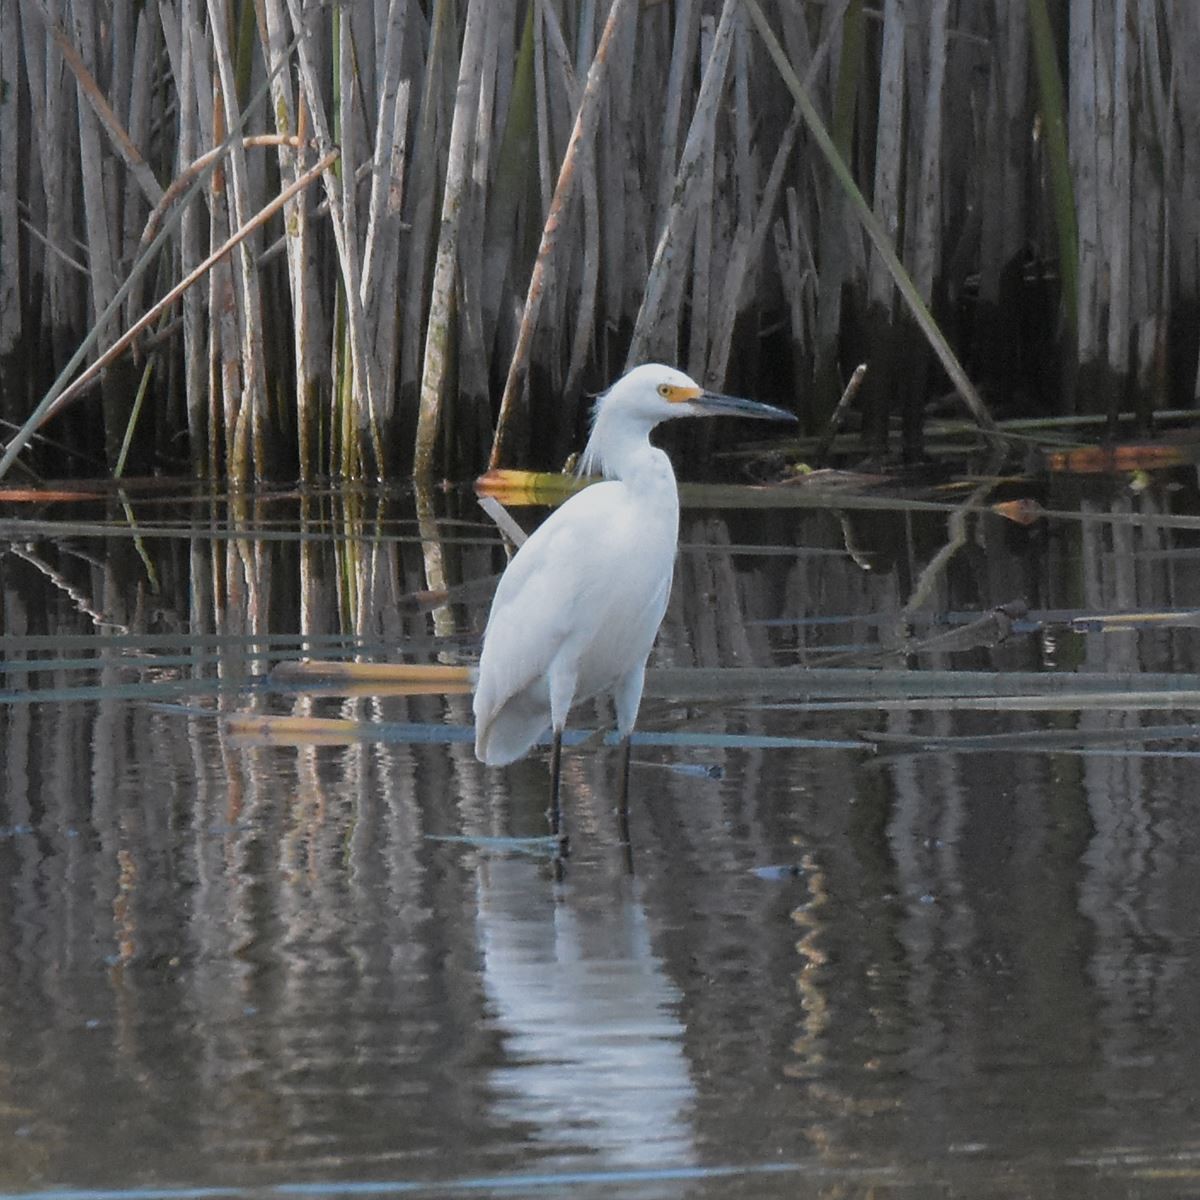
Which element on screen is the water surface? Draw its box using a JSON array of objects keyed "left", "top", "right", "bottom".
[{"left": 3, "top": 479, "right": 1200, "bottom": 1197}]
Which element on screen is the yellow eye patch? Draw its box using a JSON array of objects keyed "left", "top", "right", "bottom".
[{"left": 658, "top": 383, "right": 702, "bottom": 403}]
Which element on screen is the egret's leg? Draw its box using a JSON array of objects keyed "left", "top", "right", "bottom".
[
  {"left": 547, "top": 661, "right": 577, "bottom": 857},
  {"left": 616, "top": 736, "right": 633, "bottom": 846},
  {"left": 549, "top": 727, "right": 563, "bottom": 804},
  {"left": 548, "top": 727, "right": 567, "bottom": 855},
  {"left": 612, "top": 666, "right": 647, "bottom": 845}
]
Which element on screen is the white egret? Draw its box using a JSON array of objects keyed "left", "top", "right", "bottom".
[{"left": 473, "top": 362, "right": 795, "bottom": 847}]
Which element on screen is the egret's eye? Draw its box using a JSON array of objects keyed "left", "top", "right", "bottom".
[{"left": 657, "top": 384, "right": 671, "bottom": 399}]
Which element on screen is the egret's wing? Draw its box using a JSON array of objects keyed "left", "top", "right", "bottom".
[{"left": 474, "top": 485, "right": 622, "bottom": 765}]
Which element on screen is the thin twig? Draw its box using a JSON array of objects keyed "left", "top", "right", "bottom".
[
  {"left": 137, "top": 134, "right": 304, "bottom": 256},
  {"left": 19, "top": 216, "right": 90, "bottom": 276},
  {"left": 38, "top": 151, "right": 337, "bottom": 429},
  {"left": 813, "top": 363, "right": 868, "bottom": 463},
  {"left": 477, "top": 495, "right": 530, "bottom": 549}
]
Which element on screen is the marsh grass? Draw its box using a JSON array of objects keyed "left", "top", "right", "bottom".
[{"left": 0, "top": 1, "right": 1196, "bottom": 483}]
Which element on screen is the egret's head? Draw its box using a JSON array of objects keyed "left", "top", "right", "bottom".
[
  {"left": 595, "top": 363, "right": 705, "bottom": 422},
  {"left": 579, "top": 364, "right": 796, "bottom": 477}
]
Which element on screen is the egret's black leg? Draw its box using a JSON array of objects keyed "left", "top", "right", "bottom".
[
  {"left": 616, "top": 735, "right": 632, "bottom": 844},
  {"left": 549, "top": 729, "right": 568, "bottom": 857},
  {"left": 611, "top": 671, "right": 643, "bottom": 860},
  {"left": 616, "top": 735, "right": 634, "bottom": 873}
]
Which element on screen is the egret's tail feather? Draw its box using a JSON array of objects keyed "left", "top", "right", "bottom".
[{"left": 474, "top": 692, "right": 552, "bottom": 766}]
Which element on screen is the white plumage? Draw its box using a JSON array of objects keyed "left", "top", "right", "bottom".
[{"left": 473, "top": 363, "right": 795, "bottom": 809}]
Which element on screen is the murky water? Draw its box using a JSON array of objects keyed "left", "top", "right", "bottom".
[{"left": 4, "top": 478, "right": 1200, "bottom": 1198}]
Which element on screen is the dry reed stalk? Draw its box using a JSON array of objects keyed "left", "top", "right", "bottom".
[
  {"left": 207, "top": 90, "right": 242, "bottom": 480},
  {"left": 686, "top": 71, "right": 715, "bottom": 383},
  {"left": 539, "top": 0, "right": 599, "bottom": 402},
  {"left": 867, "top": 0, "right": 905, "bottom": 312},
  {"left": 1172, "top": 5, "right": 1200, "bottom": 401},
  {"left": 27, "top": 0, "right": 165, "bottom": 207},
  {"left": 1028, "top": 0, "right": 1077, "bottom": 343},
  {"left": 810, "top": 0, "right": 866, "bottom": 404},
  {"left": 772, "top": 207, "right": 803, "bottom": 392},
  {"left": 30, "top": 151, "right": 336, "bottom": 433},
  {"left": 262, "top": 0, "right": 323, "bottom": 479},
  {"left": 813, "top": 362, "right": 868, "bottom": 463},
  {"left": 458, "top": 0, "right": 506, "bottom": 412},
  {"left": 361, "top": 0, "right": 413, "bottom": 432},
  {"left": 597, "top": 12, "right": 634, "bottom": 359},
  {"left": 285, "top": 0, "right": 381, "bottom": 473},
  {"left": 489, "top": 0, "right": 636, "bottom": 473},
  {"left": 1069, "top": 0, "right": 1100, "bottom": 367},
  {"left": 745, "top": 0, "right": 997, "bottom": 440},
  {"left": 1132, "top": 0, "right": 1168, "bottom": 405},
  {"left": 1000, "top": 5, "right": 1029, "bottom": 286},
  {"left": 120, "top": 8, "right": 156, "bottom": 298},
  {"left": 361, "top": 2, "right": 411, "bottom": 300},
  {"left": 8, "top": 0, "right": 1200, "bottom": 482},
  {"left": 565, "top": 0, "right": 594, "bottom": 84},
  {"left": 700, "top": 10, "right": 747, "bottom": 385},
  {"left": 1091, "top": 0, "right": 1120, "bottom": 393},
  {"left": 563, "top": 152, "right": 601, "bottom": 399},
  {"left": 26, "top": 0, "right": 82, "bottom": 370},
  {"left": 626, "top": 0, "right": 736, "bottom": 370},
  {"left": 530, "top": 2, "right": 569, "bottom": 394},
  {"left": 0, "top": 0, "right": 20, "bottom": 385},
  {"left": 537, "top": 0, "right": 585, "bottom": 406},
  {"left": 398, "top": 0, "right": 451, "bottom": 439},
  {"left": 337, "top": 4, "right": 363, "bottom": 478},
  {"left": 975, "top": 5, "right": 1028, "bottom": 311},
  {"left": 532, "top": 0, "right": 553, "bottom": 224},
  {"left": 70, "top": 0, "right": 124, "bottom": 464},
  {"left": 368, "top": 78, "right": 412, "bottom": 426},
  {"left": 655, "top": 0, "right": 699, "bottom": 242},
  {"left": 173, "top": 0, "right": 208, "bottom": 476},
  {"left": 729, "top": 7, "right": 837, "bottom": 399},
  {"left": 414, "top": 480, "right": 454, "bottom": 642},
  {"left": 413, "top": 0, "right": 488, "bottom": 482},
  {"left": 1173, "top": 8, "right": 1200, "bottom": 294},
  {"left": 707, "top": 108, "right": 800, "bottom": 384},
  {"left": 14, "top": 205, "right": 88, "bottom": 277},
  {"left": 480, "top": 2, "right": 535, "bottom": 374},
  {"left": 708, "top": 94, "right": 734, "bottom": 378},
  {"left": 911, "top": 0, "right": 948, "bottom": 304},
  {"left": 208, "top": 0, "right": 268, "bottom": 481},
  {"left": 1106, "top": 0, "right": 1131, "bottom": 385}
]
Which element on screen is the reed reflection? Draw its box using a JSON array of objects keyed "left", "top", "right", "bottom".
[{"left": 3, "top": 483, "right": 1200, "bottom": 1191}]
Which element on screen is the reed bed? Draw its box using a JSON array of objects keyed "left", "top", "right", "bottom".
[{"left": 0, "top": 0, "right": 1195, "bottom": 483}]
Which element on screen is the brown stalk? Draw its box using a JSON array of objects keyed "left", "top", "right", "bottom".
[
  {"left": 488, "top": 0, "right": 636, "bottom": 472},
  {"left": 26, "top": 0, "right": 165, "bottom": 206},
  {"left": 40, "top": 150, "right": 338, "bottom": 429},
  {"left": 137, "top": 134, "right": 305, "bottom": 256}
]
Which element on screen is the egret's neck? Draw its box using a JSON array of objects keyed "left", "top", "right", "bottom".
[{"left": 580, "top": 412, "right": 678, "bottom": 502}]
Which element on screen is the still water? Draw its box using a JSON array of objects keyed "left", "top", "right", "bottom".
[{"left": 3, "top": 477, "right": 1200, "bottom": 1198}]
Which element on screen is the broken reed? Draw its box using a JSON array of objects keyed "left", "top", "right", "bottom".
[{"left": 0, "top": 0, "right": 1195, "bottom": 484}]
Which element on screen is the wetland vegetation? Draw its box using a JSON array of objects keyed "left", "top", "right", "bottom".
[{"left": 3, "top": 1, "right": 1198, "bottom": 485}]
